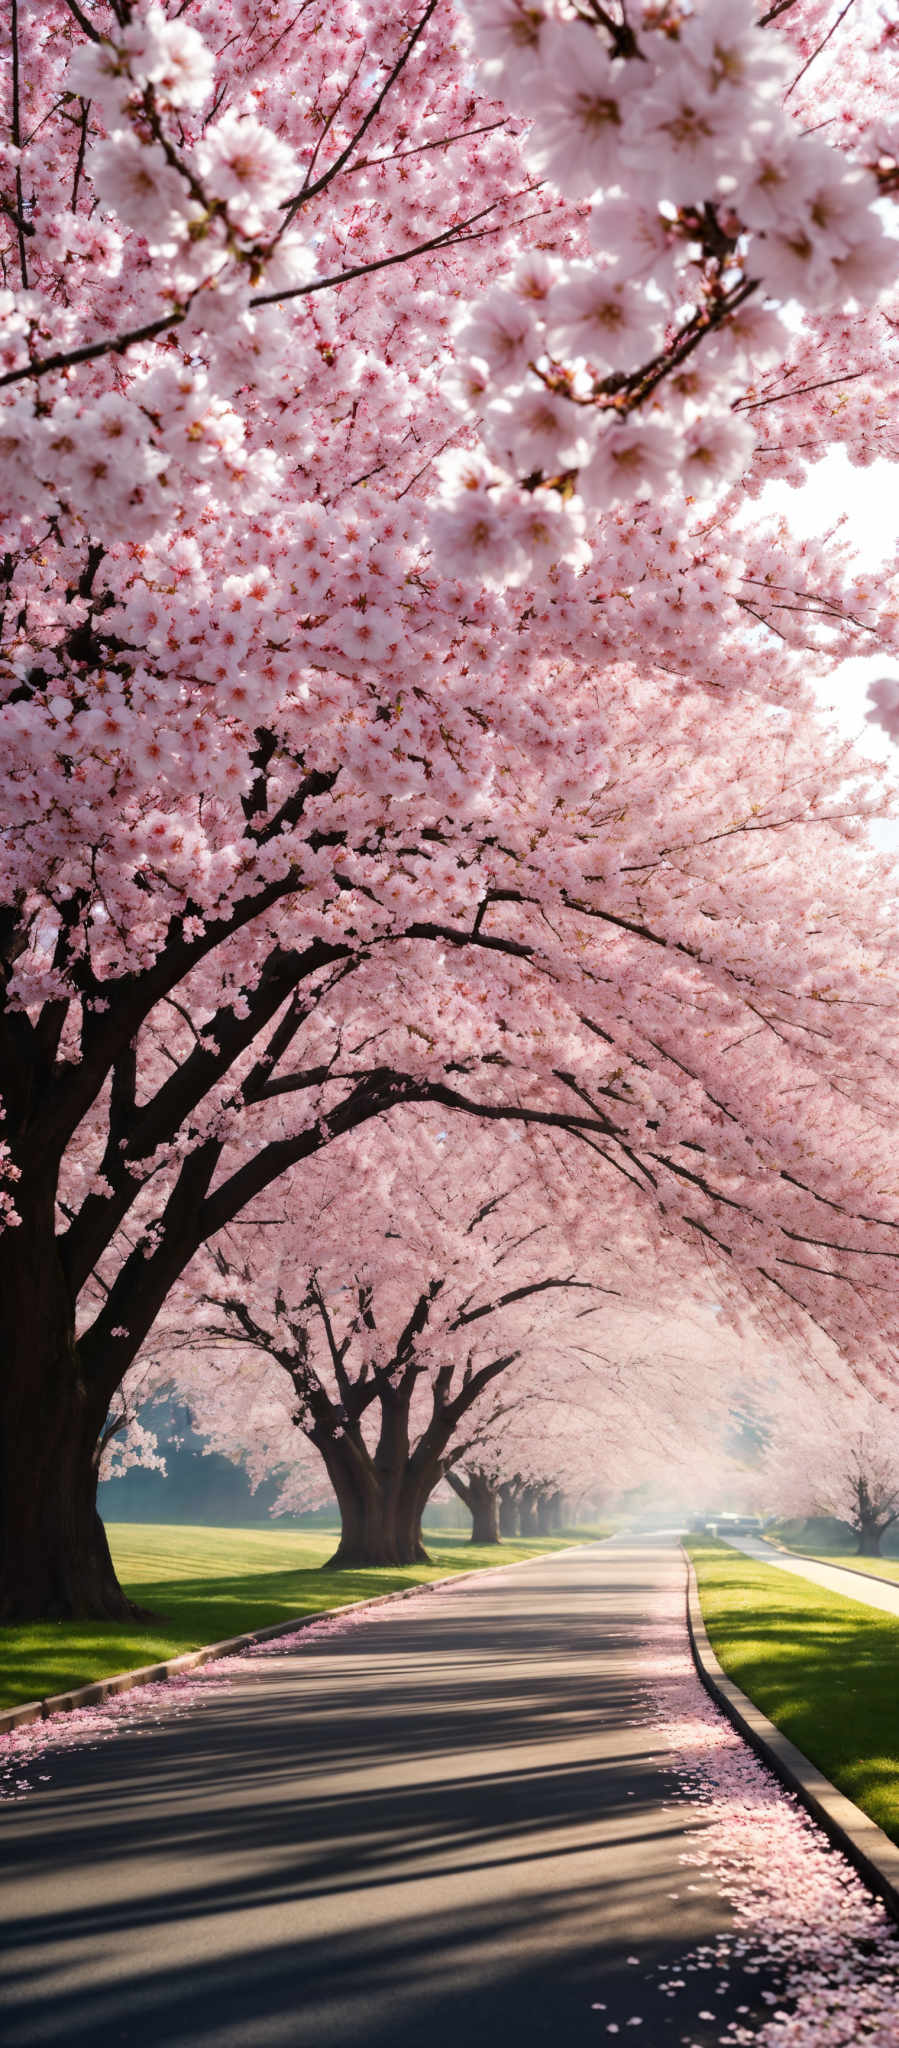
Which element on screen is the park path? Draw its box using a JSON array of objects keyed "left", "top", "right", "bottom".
[
  {"left": 0, "top": 1540, "right": 804, "bottom": 2047},
  {"left": 718, "top": 1532, "right": 899, "bottom": 1616}
]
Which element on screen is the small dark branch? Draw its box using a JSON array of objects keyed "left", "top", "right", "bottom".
[
  {"left": 306, "top": 1279, "right": 359, "bottom": 1414},
  {"left": 63, "top": 0, "right": 102, "bottom": 38},
  {"left": 736, "top": 367, "right": 870, "bottom": 412},
  {"left": 289, "top": 62, "right": 358, "bottom": 205},
  {"left": 402, "top": 917, "right": 534, "bottom": 960},
  {"left": 251, "top": 200, "right": 508, "bottom": 310},
  {"left": 97, "top": 1404, "right": 130, "bottom": 1457},
  {"left": 280, "top": 0, "right": 441, "bottom": 223},
  {"left": 784, "top": 0, "right": 857, "bottom": 100},
  {"left": 344, "top": 119, "right": 507, "bottom": 178},
  {"left": 71, "top": 98, "right": 91, "bottom": 212},
  {"left": 393, "top": 1277, "right": 444, "bottom": 1369},
  {"left": 10, "top": 0, "right": 29, "bottom": 287},
  {"left": 453, "top": 1274, "right": 598, "bottom": 1328},
  {"left": 444, "top": 1351, "right": 520, "bottom": 1424},
  {"left": 0, "top": 309, "right": 184, "bottom": 390}
]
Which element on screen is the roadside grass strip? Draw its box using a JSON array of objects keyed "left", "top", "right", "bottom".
[
  {"left": 0, "top": 1522, "right": 600, "bottom": 1712},
  {"left": 687, "top": 1537, "right": 899, "bottom": 1848}
]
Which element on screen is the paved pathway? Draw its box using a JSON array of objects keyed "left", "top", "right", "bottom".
[
  {"left": 0, "top": 1540, "right": 782, "bottom": 2047},
  {"left": 719, "top": 1534, "right": 899, "bottom": 1617}
]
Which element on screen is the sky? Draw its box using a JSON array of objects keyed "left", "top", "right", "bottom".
[{"left": 759, "top": 451, "right": 899, "bottom": 849}]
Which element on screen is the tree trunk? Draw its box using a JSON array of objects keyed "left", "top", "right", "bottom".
[
  {"left": 536, "top": 1491, "right": 554, "bottom": 1536},
  {"left": 519, "top": 1484, "right": 540, "bottom": 1537},
  {"left": 324, "top": 1457, "right": 430, "bottom": 1567},
  {"left": 447, "top": 1469, "right": 501, "bottom": 1544},
  {"left": 468, "top": 1473, "right": 500, "bottom": 1545},
  {"left": 0, "top": 1203, "right": 139, "bottom": 1621},
  {"left": 548, "top": 1490, "right": 565, "bottom": 1530},
  {"left": 320, "top": 1417, "right": 434, "bottom": 1569},
  {"left": 857, "top": 1517, "right": 886, "bottom": 1556},
  {"left": 498, "top": 1482, "right": 520, "bottom": 1537}
]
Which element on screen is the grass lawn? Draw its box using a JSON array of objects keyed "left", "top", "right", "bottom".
[
  {"left": 0, "top": 1521, "right": 604, "bottom": 1712},
  {"left": 688, "top": 1536, "right": 899, "bottom": 1846}
]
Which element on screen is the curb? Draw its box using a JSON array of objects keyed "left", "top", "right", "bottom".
[
  {"left": 0, "top": 1540, "right": 599, "bottom": 1741},
  {"left": 683, "top": 1546, "right": 899, "bottom": 1927}
]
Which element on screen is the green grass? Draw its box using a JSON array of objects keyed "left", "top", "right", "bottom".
[
  {"left": 0, "top": 1521, "right": 603, "bottom": 1711},
  {"left": 688, "top": 1536, "right": 899, "bottom": 1846}
]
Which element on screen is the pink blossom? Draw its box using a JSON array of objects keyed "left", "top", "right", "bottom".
[
  {"left": 196, "top": 110, "right": 301, "bottom": 227},
  {"left": 456, "top": 286, "right": 540, "bottom": 386},
  {"left": 121, "top": 6, "right": 215, "bottom": 108},
  {"left": 546, "top": 272, "right": 663, "bottom": 373},
  {"left": 578, "top": 418, "right": 678, "bottom": 509},
  {"left": 90, "top": 133, "right": 193, "bottom": 242},
  {"left": 524, "top": 22, "right": 640, "bottom": 197}
]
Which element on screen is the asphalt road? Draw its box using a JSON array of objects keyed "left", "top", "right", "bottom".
[
  {"left": 0, "top": 1539, "right": 781, "bottom": 2047},
  {"left": 719, "top": 1532, "right": 899, "bottom": 1616}
]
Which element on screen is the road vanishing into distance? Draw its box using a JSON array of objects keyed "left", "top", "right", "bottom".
[{"left": 0, "top": 1540, "right": 787, "bottom": 2047}]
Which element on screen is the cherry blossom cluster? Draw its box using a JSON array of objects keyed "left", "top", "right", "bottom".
[
  {"left": 4, "top": 0, "right": 899, "bottom": 1621},
  {"left": 429, "top": 0, "right": 898, "bottom": 581}
]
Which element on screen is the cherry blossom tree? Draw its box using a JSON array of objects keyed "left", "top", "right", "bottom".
[
  {"left": 448, "top": 1295, "right": 778, "bottom": 1534},
  {"left": 4, "top": 0, "right": 899, "bottom": 1621},
  {"left": 761, "top": 1387, "right": 899, "bottom": 1553},
  {"left": 141, "top": 1112, "right": 686, "bottom": 1565}
]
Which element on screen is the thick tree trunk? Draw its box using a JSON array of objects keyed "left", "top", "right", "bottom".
[
  {"left": 320, "top": 1425, "right": 434, "bottom": 1569},
  {"left": 498, "top": 1482, "right": 520, "bottom": 1537},
  {"left": 468, "top": 1473, "right": 500, "bottom": 1545},
  {"left": 0, "top": 1201, "right": 139, "bottom": 1620},
  {"left": 857, "top": 1517, "right": 886, "bottom": 1556},
  {"left": 536, "top": 1491, "right": 554, "bottom": 1536},
  {"left": 518, "top": 1484, "right": 540, "bottom": 1537},
  {"left": 548, "top": 1490, "right": 565, "bottom": 1530},
  {"left": 325, "top": 1463, "right": 430, "bottom": 1567},
  {"left": 447, "top": 1469, "right": 501, "bottom": 1544}
]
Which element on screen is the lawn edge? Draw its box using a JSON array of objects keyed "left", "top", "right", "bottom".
[
  {"left": 763, "top": 1538, "right": 899, "bottom": 1593},
  {"left": 682, "top": 1543, "right": 899, "bottom": 1928},
  {"left": 0, "top": 1540, "right": 601, "bottom": 1738}
]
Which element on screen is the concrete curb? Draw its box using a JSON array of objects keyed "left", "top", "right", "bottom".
[
  {"left": 683, "top": 1546, "right": 899, "bottom": 1927},
  {"left": 0, "top": 1540, "right": 600, "bottom": 1742}
]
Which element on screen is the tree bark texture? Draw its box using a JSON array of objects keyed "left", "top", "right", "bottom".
[
  {"left": 498, "top": 1482, "right": 520, "bottom": 1537},
  {"left": 319, "top": 1392, "right": 438, "bottom": 1568},
  {"left": 0, "top": 1194, "right": 139, "bottom": 1620},
  {"left": 447, "top": 1469, "right": 501, "bottom": 1544}
]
